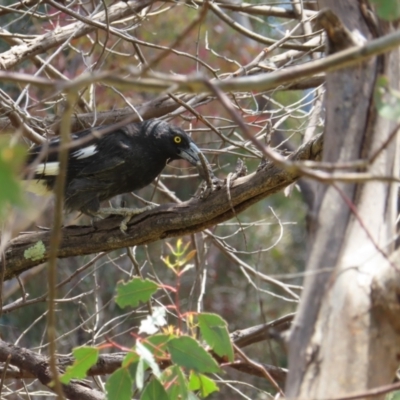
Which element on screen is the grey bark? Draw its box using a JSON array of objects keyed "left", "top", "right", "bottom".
[{"left": 286, "top": 2, "right": 400, "bottom": 398}]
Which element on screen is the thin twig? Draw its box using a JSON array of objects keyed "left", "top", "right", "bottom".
[
  {"left": 0, "top": 354, "right": 11, "bottom": 396},
  {"left": 232, "top": 343, "right": 284, "bottom": 396},
  {"left": 46, "top": 91, "right": 77, "bottom": 400}
]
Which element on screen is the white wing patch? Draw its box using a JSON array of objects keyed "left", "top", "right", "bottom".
[
  {"left": 35, "top": 161, "right": 59, "bottom": 176},
  {"left": 71, "top": 145, "right": 97, "bottom": 160}
]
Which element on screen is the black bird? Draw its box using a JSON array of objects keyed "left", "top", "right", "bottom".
[{"left": 25, "top": 119, "right": 204, "bottom": 231}]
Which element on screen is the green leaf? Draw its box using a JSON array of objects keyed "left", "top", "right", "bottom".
[
  {"left": 115, "top": 278, "right": 158, "bottom": 308},
  {"left": 121, "top": 350, "right": 141, "bottom": 389},
  {"left": 387, "top": 390, "right": 400, "bottom": 400},
  {"left": 161, "top": 365, "right": 189, "bottom": 400},
  {"left": 374, "top": 76, "right": 400, "bottom": 121},
  {"left": 122, "top": 351, "right": 139, "bottom": 368},
  {"left": 198, "top": 313, "right": 234, "bottom": 362},
  {"left": 140, "top": 378, "right": 169, "bottom": 400},
  {"left": 0, "top": 139, "right": 25, "bottom": 219},
  {"left": 189, "top": 374, "right": 217, "bottom": 398},
  {"left": 144, "top": 334, "right": 171, "bottom": 359},
  {"left": 188, "top": 372, "right": 219, "bottom": 398},
  {"left": 370, "top": 0, "right": 400, "bottom": 21},
  {"left": 167, "top": 336, "right": 220, "bottom": 373},
  {"left": 106, "top": 368, "right": 133, "bottom": 400},
  {"left": 60, "top": 347, "right": 99, "bottom": 384}
]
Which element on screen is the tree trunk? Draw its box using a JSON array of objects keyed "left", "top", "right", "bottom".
[{"left": 286, "top": 1, "right": 400, "bottom": 398}]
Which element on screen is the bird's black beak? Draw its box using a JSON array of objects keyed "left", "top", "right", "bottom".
[
  {"left": 179, "top": 142, "right": 202, "bottom": 166},
  {"left": 179, "top": 142, "right": 213, "bottom": 180}
]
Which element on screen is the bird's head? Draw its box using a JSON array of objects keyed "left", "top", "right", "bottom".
[
  {"left": 146, "top": 120, "right": 202, "bottom": 167},
  {"left": 167, "top": 127, "right": 202, "bottom": 167}
]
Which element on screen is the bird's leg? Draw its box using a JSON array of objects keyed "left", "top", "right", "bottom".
[
  {"left": 94, "top": 204, "right": 158, "bottom": 232},
  {"left": 130, "top": 194, "right": 159, "bottom": 208}
]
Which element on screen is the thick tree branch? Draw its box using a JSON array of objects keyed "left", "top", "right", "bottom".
[
  {"left": 0, "top": 314, "right": 292, "bottom": 387},
  {"left": 0, "top": 94, "right": 212, "bottom": 135},
  {"left": 0, "top": 340, "right": 104, "bottom": 400},
  {"left": 3, "top": 134, "right": 323, "bottom": 280}
]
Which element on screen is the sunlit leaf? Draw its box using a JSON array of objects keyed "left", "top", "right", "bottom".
[
  {"left": 181, "top": 263, "right": 195, "bottom": 274},
  {"left": 181, "top": 249, "right": 197, "bottom": 265},
  {"left": 188, "top": 371, "right": 219, "bottom": 398},
  {"left": 136, "top": 357, "right": 145, "bottom": 390},
  {"left": 115, "top": 278, "right": 158, "bottom": 308},
  {"left": 136, "top": 341, "right": 161, "bottom": 378}
]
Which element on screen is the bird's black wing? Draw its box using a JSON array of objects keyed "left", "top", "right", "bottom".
[
  {"left": 67, "top": 130, "right": 130, "bottom": 178},
  {"left": 25, "top": 127, "right": 131, "bottom": 195},
  {"left": 64, "top": 127, "right": 166, "bottom": 213}
]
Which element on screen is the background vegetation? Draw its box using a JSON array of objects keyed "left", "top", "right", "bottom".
[{"left": 1, "top": 0, "right": 400, "bottom": 399}]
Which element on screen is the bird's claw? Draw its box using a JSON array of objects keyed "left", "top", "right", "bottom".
[
  {"left": 118, "top": 204, "right": 159, "bottom": 232},
  {"left": 93, "top": 204, "right": 159, "bottom": 233}
]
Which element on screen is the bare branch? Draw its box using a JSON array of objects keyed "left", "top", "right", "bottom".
[
  {"left": 1, "top": 28, "right": 399, "bottom": 96},
  {"left": 4, "top": 133, "right": 323, "bottom": 279},
  {"left": 0, "top": 0, "right": 152, "bottom": 70}
]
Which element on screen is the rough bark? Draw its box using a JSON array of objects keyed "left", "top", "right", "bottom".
[
  {"left": 0, "top": 340, "right": 105, "bottom": 400},
  {"left": 2, "top": 134, "right": 323, "bottom": 280},
  {"left": 286, "top": 2, "right": 400, "bottom": 398},
  {"left": 0, "top": 317, "right": 291, "bottom": 395}
]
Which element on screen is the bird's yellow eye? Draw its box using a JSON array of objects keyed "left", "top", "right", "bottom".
[{"left": 174, "top": 136, "right": 182, "bottom": 144}]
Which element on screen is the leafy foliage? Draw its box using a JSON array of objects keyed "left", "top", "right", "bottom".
[
  {"left": 106, "top": 368, "right": 134, "bottom": 400},
  {"left": 162, "top": 238, "right": 196, "bottom": 274},
  {"left": 60, "top": 347, "right": 99, "bottom": 384},
  {"left": 161, "top": 365, "right": 192, "bottom": 399},
  {"left": 59, "top": 241, "right": 232, "bottom": 399},
  {"left": 374, "top": 76, "right": 400, "bottom": 121},
  {"left": 370, "top": 0, "right": 400, "bottom": 21},
  {"left": 140, "top": 378, "right": 169, "bottom": 400},
  {"left": 167, "top": 336, "right": 220, "bottom": 374},
  {"left": 0, "top": 138, "right": 25, "bottom": 219},
  {"left": 189, "top": 372, "right": 219, "bottom": 398},
  {"left": 198, "top": 313, "right": 234, "bottom": 362},
  {"left": 115, "top": 278, "right": 158, "bottom": 308}
]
